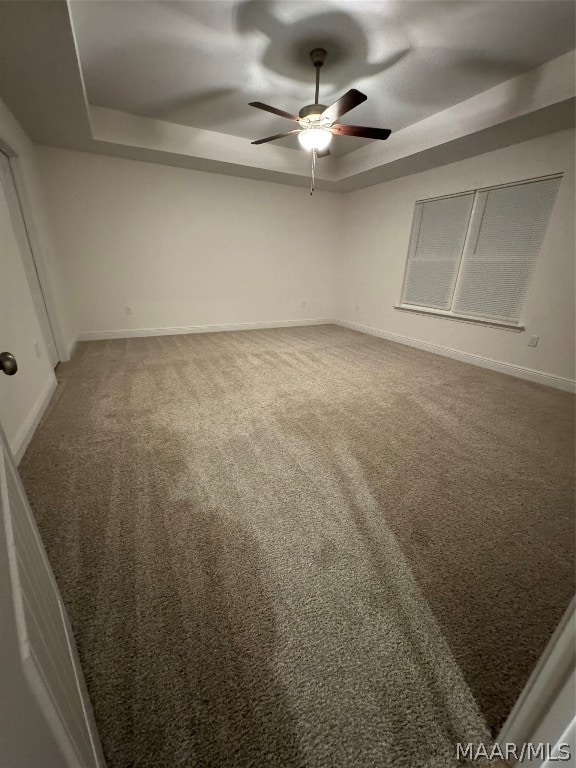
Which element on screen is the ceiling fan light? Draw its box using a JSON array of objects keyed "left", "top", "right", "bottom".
[{"left": 298, "top": 127, "right": 332, "bottom": 152}]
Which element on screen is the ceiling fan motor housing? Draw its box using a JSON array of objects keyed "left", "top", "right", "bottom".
[{"left": 299, "top": 103, "right": 328, "bottom": 120}]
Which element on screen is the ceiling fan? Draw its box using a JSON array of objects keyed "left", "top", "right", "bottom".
[{"left": 249, "top": 48, "right": 391, "bottom": 163}]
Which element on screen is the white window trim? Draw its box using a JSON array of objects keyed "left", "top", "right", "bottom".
[
  {"left": 398, "top": 173, "right": 563, "bottom": 328},
  {"left": 394, "top": 303, "right": 525, "bottom": 331}
]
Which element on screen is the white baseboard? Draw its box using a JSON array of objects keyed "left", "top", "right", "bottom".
[
  {"left": 13, "top": 374, "right": 58, "bottom": 464},
  {"left": 336, "top": 319, "right": 576, "bottom": 393},
  {"left": 76, "top": 318, "right": 333, "bottom": 342}
]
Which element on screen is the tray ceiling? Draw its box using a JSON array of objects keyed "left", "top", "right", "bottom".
[
  {"left": 0, "top": 1, "right": 573, "bottom": 190},
  {"left": 69, "top": 0, "right": 576, "bottom": 156}
]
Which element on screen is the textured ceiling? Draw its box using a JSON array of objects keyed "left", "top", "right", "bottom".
[{"left": 69, "top": 0, "right": 576, "bottom": 157}]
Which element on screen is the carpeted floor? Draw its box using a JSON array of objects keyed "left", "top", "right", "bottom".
[{"left": 20, "top": 325, "right": 575, "bottom": 768}]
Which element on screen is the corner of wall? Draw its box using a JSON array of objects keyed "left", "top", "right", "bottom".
[{"left": 29, "top": 143, "right": 78, "bottom": 358}]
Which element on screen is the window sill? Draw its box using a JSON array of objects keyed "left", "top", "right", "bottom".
[{"left": 394, "top": 304, "right": 525, "bottom": 331}]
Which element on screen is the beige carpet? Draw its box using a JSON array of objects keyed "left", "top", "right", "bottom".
[{"left": 20, "top": 325, "right": 575, "bottom": 768}]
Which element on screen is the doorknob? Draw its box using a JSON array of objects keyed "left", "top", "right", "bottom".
[{"left": 0, "top": 352, "right": 17, "bottom": 375}]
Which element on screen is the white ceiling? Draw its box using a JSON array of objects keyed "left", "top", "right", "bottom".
[{"left": 69, "top": 0, "right": 576, "bottom": 156}]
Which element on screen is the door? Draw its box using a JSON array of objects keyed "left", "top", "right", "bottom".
[
  {"left": 0, "top": 150, "right": 59, "bottom": 368},
  {"left": 0, "top": 370, "right": 105, "bottom": 766}
]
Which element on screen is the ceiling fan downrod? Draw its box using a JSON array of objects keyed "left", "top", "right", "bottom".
[
  {"left": 310, "top": 49, "right": 325, "bottom": 195},
  {"left": 310, "top": 48, "right": 327, "bottom": 105}
]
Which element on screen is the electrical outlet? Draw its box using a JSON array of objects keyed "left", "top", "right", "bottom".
[
  {"left": 528, "top": 335, "right": 539, "bottom": 348},
  {"left": 125, "top": 306, "right": 132, "bottom": 315}
]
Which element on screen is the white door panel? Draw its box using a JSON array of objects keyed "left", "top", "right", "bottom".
[{"left": 0, "top": 427, "right": 105, "bottom": 768}]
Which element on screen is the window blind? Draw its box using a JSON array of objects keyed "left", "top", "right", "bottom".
[
  {"left": 402, "top": 193, "right": 474, "bottom": 310},
  {"left": 452, "top": 177, "right": 561, "bottom": 321}
]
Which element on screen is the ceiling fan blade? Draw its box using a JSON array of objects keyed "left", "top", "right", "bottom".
[
  {"left": 331, "top": 124, "right": 392, "bottom": 140},
  {"left": 316, "top": 148, "right": 331, "bottom": 158},
  {"left": 321, "top": 89, "right": 367, "bottom": 123},
  {"left": 251, "top": 129, "right": 301, "bottom": 145},
  {"left": 249, "top": 102, "right": 299, "bottom": 122}
]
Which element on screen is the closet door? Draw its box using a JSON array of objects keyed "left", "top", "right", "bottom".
[{"left": 0, "top": 151, "right": 59, "bottom": 368}]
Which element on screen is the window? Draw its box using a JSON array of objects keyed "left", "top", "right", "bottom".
[{"left": 398, "top": 175, "right": 562, "bottom": 328}]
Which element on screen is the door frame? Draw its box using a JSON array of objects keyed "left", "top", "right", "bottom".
[
  {"left": 496, "top": 597, "right": 575, "bottom": 765},
  {"left": 0, "top": 137, "right": 69, "bottom": 363}
]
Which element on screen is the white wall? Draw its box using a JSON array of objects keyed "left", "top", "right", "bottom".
[
  {"left": 336, "top": 129, "right": 575, "bottom": 388},
  {"left": 0, "top": 96, "right": 71, "bottom": 460},
  {"left": 37, "top": 147, "right": 341, "bottom": 338}
]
